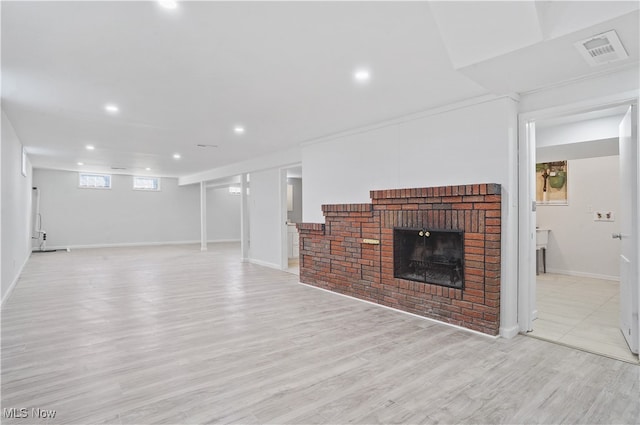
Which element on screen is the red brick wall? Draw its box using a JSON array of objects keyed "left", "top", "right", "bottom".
[{"left": 298, "top": 183, "right": 501, "bottom": 335}]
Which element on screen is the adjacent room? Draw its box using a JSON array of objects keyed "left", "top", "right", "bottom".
[
  {"left": 529, "top": 107, "right": 636, "bottom": 363},
  {"left": 2, "top": 1, "right": 639, "bottom": 424}
]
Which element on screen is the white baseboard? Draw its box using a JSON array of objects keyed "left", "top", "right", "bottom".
[
  {"left": 545, "top": 268, "right": 620, "bottom": 282},
  {"left": 1, "top": 251, "right": 31, "bottom": 307},
  {"left": 298, "top": 282, "right": 499, "bottom": 340},
  {"left": 499, "top": 324, "right": 520, "bottom": 339},
  {"left": 45, "top": 240, "right": 200, "bottom": 250},
  {"left": 248, "top": 258, "right": 283, "bottom": 270},
  {"left": 44, "top": 239, "right": 240, "bottom": 251}
]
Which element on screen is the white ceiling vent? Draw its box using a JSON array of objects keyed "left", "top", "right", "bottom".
[{"left": 575, "top": 30, "right": 628, "bottom": 67}]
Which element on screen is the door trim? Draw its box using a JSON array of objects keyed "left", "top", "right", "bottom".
[{"left": 517, "top": 91, "right": 639, "bottom": 336}]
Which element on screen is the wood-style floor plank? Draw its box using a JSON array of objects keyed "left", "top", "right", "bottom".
[{"left": 1, "top": 243, "right": 639, "bottom": 424}]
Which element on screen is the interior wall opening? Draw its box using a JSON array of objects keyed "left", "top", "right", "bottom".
[
  {"left": 285, "top": 166, "right": 303, "bottom": 275},
  {"left": 525, "top": 105, "right": 638, "bottom": 364}
]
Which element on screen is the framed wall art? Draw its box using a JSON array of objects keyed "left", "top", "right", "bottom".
[{"left": 536, "top": 160, "right": 568, "bottom": 205}]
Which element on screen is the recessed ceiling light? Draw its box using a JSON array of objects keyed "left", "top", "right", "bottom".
[
  {"left": 158, "top": 0, "right": 178, "bottom": 10},
  {"left": 145, "top": 167, "right": 152, "bottom": 171},
  {"left": 173, "top": 153, "right": 181, "bottom": 159},
  {"left": 86, "top": 145, "right": 95, "bottom": 150},
  {"left": 234, "top": 126, "right": 245, "bottom": 135},
  {"left": 77, "top": 162, "right": 84, "bottom": 166},
  {"left": 354, "top": 69, "right": 371, "bottom": 83},
  {"left": 104, "top": 104, "right": 119, "bottom": 114}
]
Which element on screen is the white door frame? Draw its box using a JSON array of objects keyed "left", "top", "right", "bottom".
[
  {"left": 517, "top": 90, "right": 639, "bottom": 334},
  {"left": 518, "top": 118, "right": 537, "bottom": 332}
]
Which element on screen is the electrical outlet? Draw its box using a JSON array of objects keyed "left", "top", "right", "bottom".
[{"left": 593, "top": 211, "right": 615, "bottom": 222}]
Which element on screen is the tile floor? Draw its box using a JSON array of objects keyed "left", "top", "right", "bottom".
[{"left": 529, "top": 273, "right": 639, "bottom": 364}]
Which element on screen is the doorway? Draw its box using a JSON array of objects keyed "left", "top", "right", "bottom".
[
  {"left": 284, "top": 165, "right": 303, "bottom": 275},
  {"left": 518, "top": 99, "right": 639, "bottom": 364}
]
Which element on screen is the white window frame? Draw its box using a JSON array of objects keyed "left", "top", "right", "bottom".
[
  {"left": 133, "top": 176, "right": 161, "bottom": 191},
  {"left": 79, "top": 173, "right": 112, "bottom": 189}
]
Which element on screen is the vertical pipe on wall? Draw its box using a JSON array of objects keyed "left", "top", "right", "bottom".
[
  {"left": 200, "top": 181, "right": 207, "bottom": 251},
  {"left": 240, "top": 173, "right": 249, "bottom": 261}
]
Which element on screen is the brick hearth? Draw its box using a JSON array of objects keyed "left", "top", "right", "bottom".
[{"left": 297, "top": 184, "right": 502, "bottom": 335}]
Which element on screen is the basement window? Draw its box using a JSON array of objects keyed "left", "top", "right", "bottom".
[
  {"left": 79, "top": 173, "right": 111, "bottom": 189},
  {"left": 133, "top": 176, "right": 160, "bottom": 191}
]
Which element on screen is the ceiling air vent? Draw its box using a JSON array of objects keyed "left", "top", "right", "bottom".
[
  {"left": 575, "top": 30, "right": 628, "bottom": 67},
  {"left": 110, "top": 166, "right": 127, "bottom": 170}
]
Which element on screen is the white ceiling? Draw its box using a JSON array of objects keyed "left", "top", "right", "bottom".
[{"left": 2, "top": 1, "right": 638, "bottom": 180}]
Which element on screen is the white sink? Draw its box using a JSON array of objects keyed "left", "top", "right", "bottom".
[{"left": 536, "top": 229, "right": 549, "bottom": 248}]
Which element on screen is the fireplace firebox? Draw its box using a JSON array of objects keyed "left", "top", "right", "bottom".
[{"left": 393, "top": 228, "right": 464, "bottom": 289}]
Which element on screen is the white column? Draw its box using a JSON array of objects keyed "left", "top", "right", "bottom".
[
  {"left": 200, "top": 181, "right": 207, "bottom": 251},
  {"left": 240, "top": 173, "right": 249, "bottom": 261}
]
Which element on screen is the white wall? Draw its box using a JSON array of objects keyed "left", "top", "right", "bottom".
[
  {"left": 206, "top": 186, "right": 241, "bottom": 241},
  {"left": 537, "top": 138, "right": 618, "bottom": 163},
  {"left": 32, "top": 169, "right": 200, "bottom": 248},
  {"left": 536, "top": 115, "right": 623, "bottom": 148},
  {"left": 537, "top": 156, "right": 620, "bottom": 280},
  {"left": 1, "top": 111, "right": 33, "bottom": 303},
  {"left": 249, "top": 168, "right": 285, "bottom": 269},
  {"left": 302, "top": 97, "right": 517, "bottom": 222}
]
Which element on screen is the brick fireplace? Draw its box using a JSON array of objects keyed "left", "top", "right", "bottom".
[{"left": 297, "top": 184, "right": 501, "bottom": 335}]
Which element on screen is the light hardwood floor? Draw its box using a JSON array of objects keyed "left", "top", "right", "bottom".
[
  {"left": 530, "top": 273, "right": 639, "bottom": 364},
  {"left": 2, "top": 243, "right": 639, "bottom": 424}
]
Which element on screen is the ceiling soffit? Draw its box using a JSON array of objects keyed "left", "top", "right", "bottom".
[{"left": 429, "top": 1, "right": 639, "bottom": 70}]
